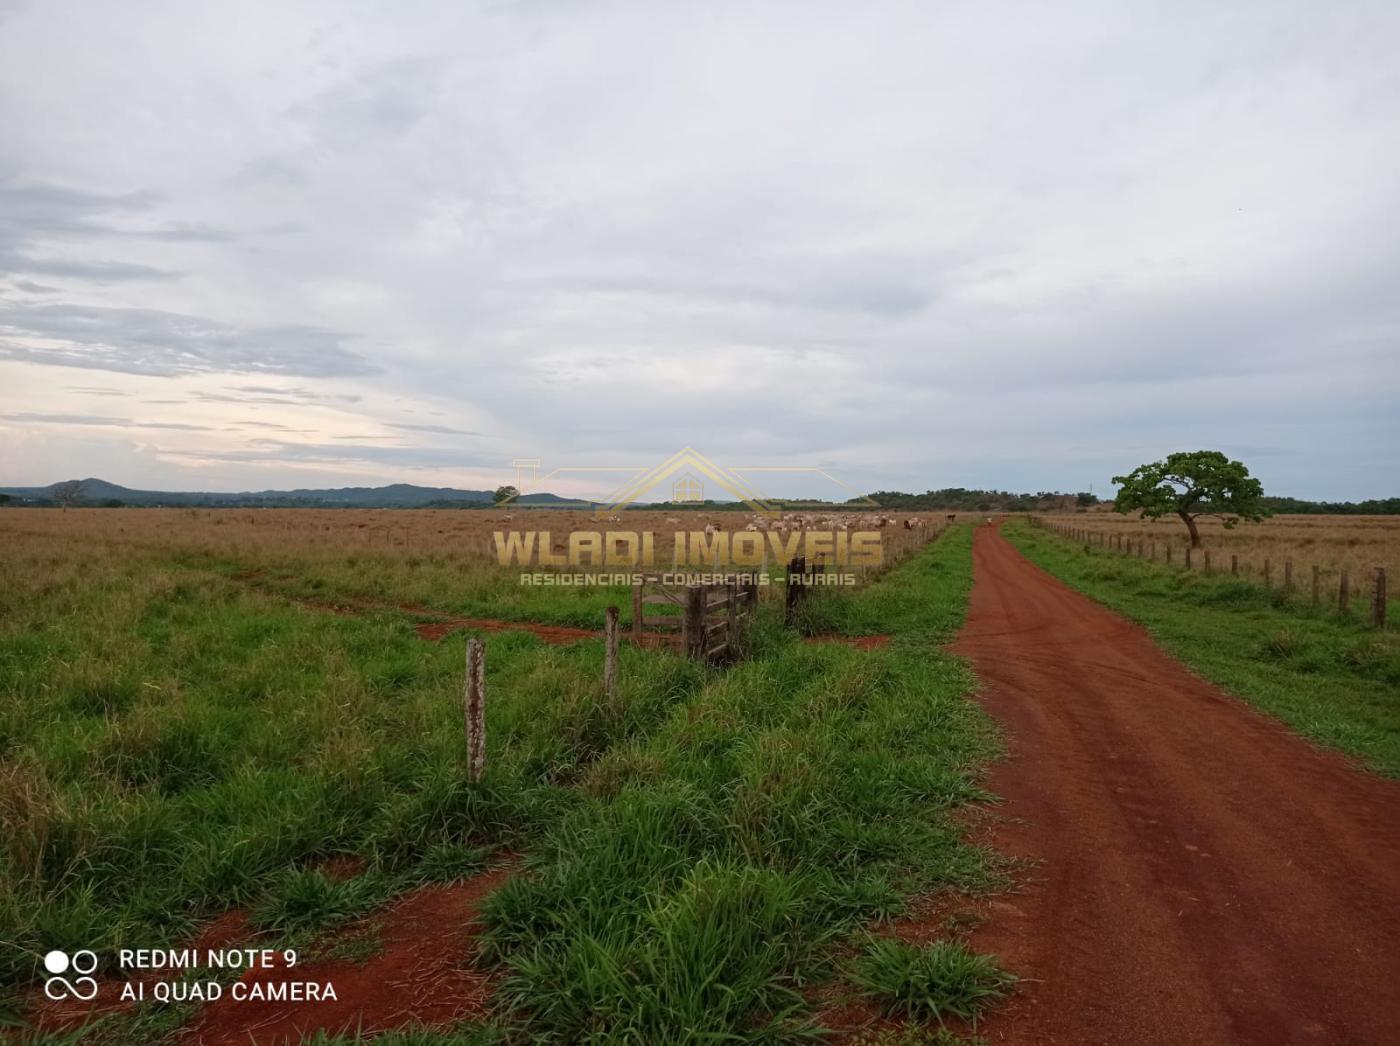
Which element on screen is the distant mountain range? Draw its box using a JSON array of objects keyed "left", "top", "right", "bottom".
[{"left": 0, "top": 478, "right": 586, "bottom": 509}]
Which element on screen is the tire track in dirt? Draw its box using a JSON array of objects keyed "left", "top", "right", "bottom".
[{"left": 954, "top": 525, "right": 1400, "bottom": 1045}]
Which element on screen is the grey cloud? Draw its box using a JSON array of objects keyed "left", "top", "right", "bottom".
[
  {"left": 0, "top": 410, "right": 214, "bottom": 431},
  {"left": 0, "top": 303, "right": 377, "bottom": 378},
  {"left": 0, "top": 250, "right": 178, "bottom": 281},
  {"left": 389, "top": 422, "right": 487, "bottom": 436},
  {"left": 0, "top": 411, "right": 128, "bottom": 426},
  {"left": 0, "top": 181, "right": 230, "bottom": 242},
  {"left": 290, "top": 59, "right": 440, "bottom": 149},
  {"left": 12, "top": 279, "right": 59, "bottom": 293},
  {"left": 0, "top": 180, "right": 183, "bottom": 281},
  {"left": 192, "top": 387, "right": 363, "bottom": 406},
  {"left": 225, "top": 385, "right": 362, "bottom": 402},
  {"left": 164, "top": 438, "right": 495, "bottom": 470},
  {"left": 231, "top": 155, "right": 308, "bottom": 188},
  {"left": 0, "top": 182, "right": 160, "bottom": 236}
]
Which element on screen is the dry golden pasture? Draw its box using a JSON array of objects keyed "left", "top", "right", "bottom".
[
  {"left": 1043, "top": 513, "right": 1400, "bottom": 595},
  {"left": 0, "top": 507, "right": 937, "bottom": 566}
]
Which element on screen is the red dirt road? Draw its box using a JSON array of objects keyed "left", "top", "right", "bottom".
[{"left": 953, "top": 526, "right": 1400, "bottom": 1046}]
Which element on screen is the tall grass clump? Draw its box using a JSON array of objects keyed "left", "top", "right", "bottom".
[{"left": 848, "top": 936, "right": 1013, "bottom": 1024}]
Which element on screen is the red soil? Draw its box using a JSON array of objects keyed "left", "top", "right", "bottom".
[
  {"left": 182, "top": 865, "right": 513, "bottom": 1045},
  {"left": 951, "top": 525, "right": 1400, "bottom": 1045},
  {"left": 413, "top": 616, "right": 604, "bottom": 645}
]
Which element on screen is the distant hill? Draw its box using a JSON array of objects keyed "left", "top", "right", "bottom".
[{"left": 0, "top": 478, "right": 585, "bottom": 509}]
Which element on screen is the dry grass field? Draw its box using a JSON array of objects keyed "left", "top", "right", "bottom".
[
  {"left": 0, "top": 507, "right": 937, "bottom": 564},
  {"left": 1040, "top": 512, "right": 1400, "bottom": 600}
]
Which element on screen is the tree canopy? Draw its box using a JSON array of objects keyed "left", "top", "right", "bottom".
[
  {"left": 493, "top": 485, "right": 520, "bottom": 505},
  {"left": 1112, "top": 451, "right": 1267, "bottom": 547}
]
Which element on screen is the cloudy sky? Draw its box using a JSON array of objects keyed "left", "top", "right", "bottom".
[{"left": 1, "top": 0, "right": 1397, "bottom": 501}]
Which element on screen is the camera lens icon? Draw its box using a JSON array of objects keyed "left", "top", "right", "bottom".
[{"left": 42, "top": 949, "right": 99, "bottom": 1000}]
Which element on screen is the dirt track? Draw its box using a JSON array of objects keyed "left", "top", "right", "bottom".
[{"left": 953, "top": 526, "right": 1400, "bottom": 1045}]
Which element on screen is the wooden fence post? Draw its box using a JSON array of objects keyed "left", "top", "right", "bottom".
[
  {"left": 1264, "top": 558, "right": 1272, "bottom": 587},
  {"left": 1373, "top": 568, "right": 1388, "bottom": 628},
  {"left": 1340, "top": 570, "right": 1350, "bottom": 613},
  {"left": 631, "top": 581, "right": 643, "bottom": 643},
  {"left": 465, "top": 638, "right": 486, "bottom": 782},
  {"left": 1166, "top": 545, "right": 1172, "bottom": 565},
  {"left": 726, "top": 579, "right": 738, "bottom": 649},
  {"left": 785, "top": 555, "right": 805, "bottom": 622},
  {"left": 1185, "top": 546, "right": 1192, "bottom": 570},
  {"left": 1284, "top": 560, "right": 1293, "bottom": 592},
  {"left": 684, "top": 584, "right": 706, "bottom": 660},
  {"left": 604, "top": 606, "right": 619, "bottom": 699},
  {"left": 1203, "top": 550, "right": 1211, "bottom": 574},
  {"left": 1231, "top": 554, "right": 1238, "bottom": 577},
  {"left": 1311, "top": 565, "right": 1320, "bottom": 607}
]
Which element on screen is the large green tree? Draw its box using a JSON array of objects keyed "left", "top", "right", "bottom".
[
  {"left": 493, "top": 485, "right": 520, "bottom": 505},
  {"left": 1112, "top": 450, "right": 1267, "bottom": 547}
]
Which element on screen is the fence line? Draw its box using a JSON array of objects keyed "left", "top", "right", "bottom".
[{"left": 1030, "top": 517, "right": 1389, "bottom": 628}]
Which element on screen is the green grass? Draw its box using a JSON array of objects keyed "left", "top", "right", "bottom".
[
  {"left": 222, "top": 552, "right": 638, "bottom": 629},
  {"left": 0, "top": 540, "right": 705, "bottom": 1020},
  {"left": 848, "top": 936, "right": 1013, "bottom": 1025},
  {"left": 1005, "top": 519, "right": 1400, "bottom": 777},
  {"left": 1, "top": 524, "right": 1008, "bottom": 1041},
  {"left": 475, "top": 526, "right": 1009, "bottom": 1041}
]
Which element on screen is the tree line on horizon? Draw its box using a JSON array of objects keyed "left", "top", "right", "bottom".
[{"left": 1, "top": 481, "right": 1396, "bottom": 516}]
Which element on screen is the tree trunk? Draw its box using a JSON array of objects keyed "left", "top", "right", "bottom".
[{"left": 1179, "top": 511, "right": 1201, "bottom": 548}]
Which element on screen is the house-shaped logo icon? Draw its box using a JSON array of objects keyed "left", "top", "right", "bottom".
[
  {"left": 597, "top": 447, "right": 780, "bottom": 519},
  {"left": 671, "top": 472, "right": 704, "bottom": 503}
]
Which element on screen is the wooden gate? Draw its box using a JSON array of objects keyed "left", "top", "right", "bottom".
[{"left": 632, "top": 574, "right": 758, "bottom": 662}]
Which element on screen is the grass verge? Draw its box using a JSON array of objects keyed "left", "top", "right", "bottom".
[{"left": 1004, "top": 519, "right": 1400, "bottom": 776}]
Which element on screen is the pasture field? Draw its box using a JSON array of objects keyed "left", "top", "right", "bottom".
[
  {"left": 1042, "top": 511, "right": 1400, "bottom": 598},
  {"left": 0, "top": 510, "right": 1005, "bottom": 1042},
  {"left": 1006, "top": 518, "right": 1400, "bottom": 776},
  {"left": 0, "top": 509, "right": 937, "bottom": 631}
]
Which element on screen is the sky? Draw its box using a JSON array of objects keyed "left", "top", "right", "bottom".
[{"left": 1, "top": 0, "right": 1397, "bottom": 502}]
